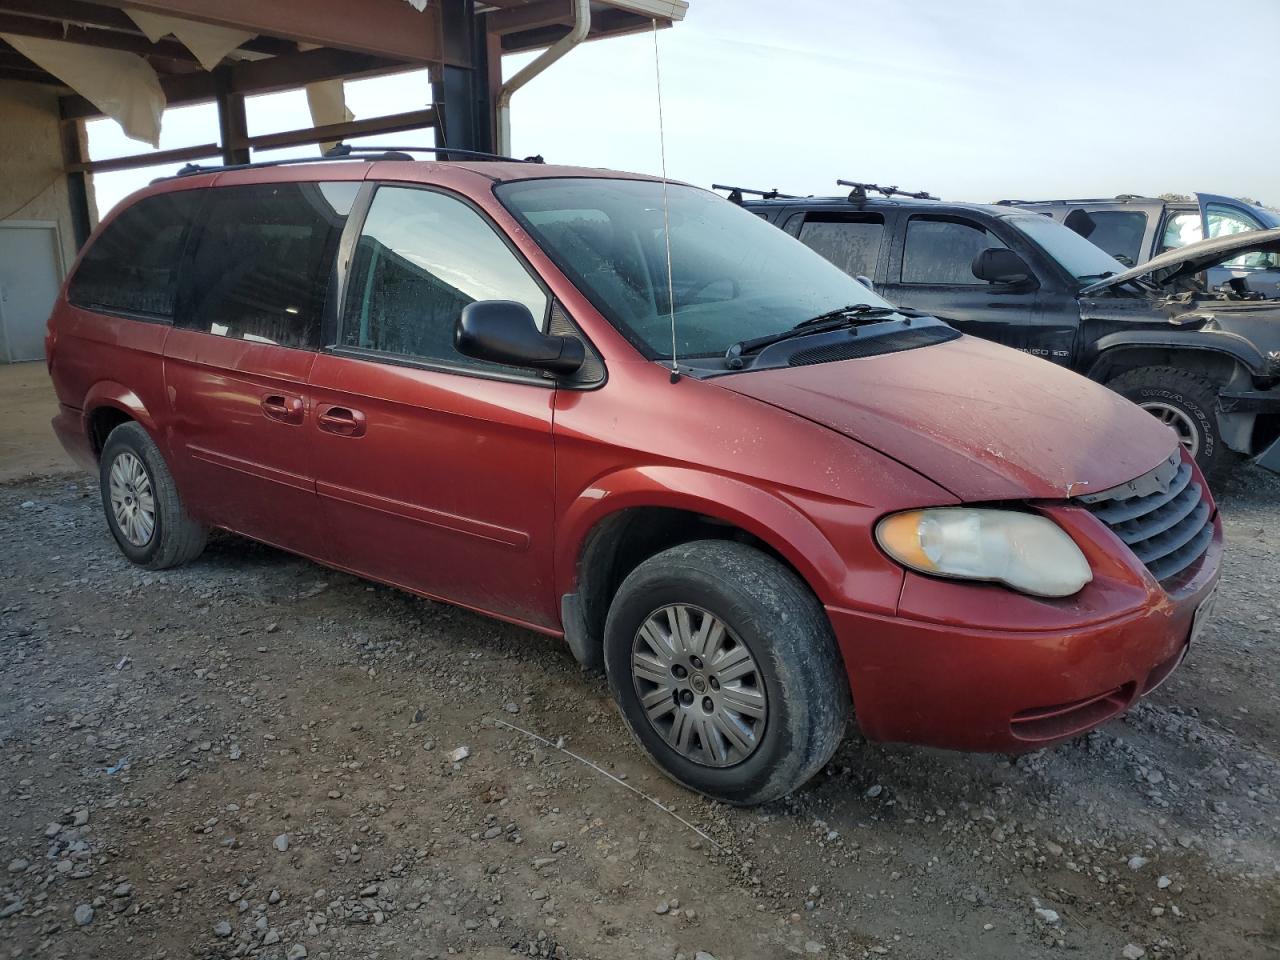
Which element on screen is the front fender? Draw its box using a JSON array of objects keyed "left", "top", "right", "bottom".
[
  {"left": 555, "top": 465, "right": 904, "bottom": 616},
  {"left": 1086, "top": 329, "right": 1266, "bottom": 380}
]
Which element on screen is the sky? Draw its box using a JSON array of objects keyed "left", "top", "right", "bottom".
[{"left": 87, "top": 0, "right": 1280, "bottom": 217}]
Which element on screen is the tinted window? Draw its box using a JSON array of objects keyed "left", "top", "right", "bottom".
[
  {"left": 798, "top": 215, "right": 884, "bottom": 278},
  {"left": 182, "top": 181, "right": 357, "bottom": 349},
  {"left": 68, "top": 190, "right": 203, "bottom": 318},
  {"left": 902, "top": 218, "right": 1005, "bottom": 285},
  {"left": 341, "top": 186, "right": 548, "bottom": 369},
  {"left": 1070, "top": 210, "right": 1147, "bottom": 266}
]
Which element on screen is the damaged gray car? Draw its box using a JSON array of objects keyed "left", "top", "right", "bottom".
[{"left": 1078, "top": 226, "right": 1280, "bottom": 477}]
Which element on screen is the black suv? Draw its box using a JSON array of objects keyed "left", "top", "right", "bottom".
[{"left": 730, "top": 183, "right": 1280, "bottom": 479}]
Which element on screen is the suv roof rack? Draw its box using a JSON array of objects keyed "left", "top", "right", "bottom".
[
  {"left": 164, "top": 143, "right": 543, "bottom": 181},
  {"left": 838, "top": 180, "right": 936, "bottom": 201},
  {"left": 995, "top": 194, "right": 1158, "bottom": 206},
  {"left": 712, "top": 184, "right": 799, "bottom": 205}
]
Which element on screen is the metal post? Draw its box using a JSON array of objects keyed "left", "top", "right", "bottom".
[
  {"left": 435, "top": 0, "right": 492, "bottom": 155},
  {"left": 215, "top": 68, "right": 251, "bottom": 166}
]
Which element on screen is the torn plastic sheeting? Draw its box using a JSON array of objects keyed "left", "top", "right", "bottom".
[
  {"left": 306, "top": 80, "right": 354, "bottom": 155},
  {"left": 125, "top": 9, "right": 256, "bottom": 72},
  {"left": 1, "top": 34, "right": 164, "bottom": 146}
]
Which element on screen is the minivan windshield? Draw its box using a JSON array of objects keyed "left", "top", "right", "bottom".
[
  {"left": 1006, "top": 214, "right": 1127, "bottom": 283},
  {"left": 496, "top": 178, "right": 895, "bottom": 359}
]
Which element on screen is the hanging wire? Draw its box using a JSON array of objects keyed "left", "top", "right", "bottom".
[{"left": 652, "top": 18, "right": 679, "bottom": 383}]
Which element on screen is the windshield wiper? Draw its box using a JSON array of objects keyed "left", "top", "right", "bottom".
[{"left": 724, "top": 304, "right": 900, "bottom": 368}]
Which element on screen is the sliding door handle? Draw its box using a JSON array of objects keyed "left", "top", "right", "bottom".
[{"left": 317, "top": 405, "right": 367, "bottom": 437}]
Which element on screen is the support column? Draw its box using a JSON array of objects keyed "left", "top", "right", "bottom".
[
  {"left": 56, "top": 106, "right": 92, "bottom": 250},
  {"left": 215, "top": 67, "right": 251, "bottom": 166},
  {"left": 434, "top": 0, "right": 492, "bottom": 155}
]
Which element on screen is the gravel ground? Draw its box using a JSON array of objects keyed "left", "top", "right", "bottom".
[{"left": 0, "top": 465, "right": 1277, "bottom": 960}]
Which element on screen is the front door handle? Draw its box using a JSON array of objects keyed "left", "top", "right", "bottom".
[
  {"left": 317, "top": 404, "right": 367, "bottom": 437},
  {"left": 261, "top": 393, "right": 305, "bottom": 425}
]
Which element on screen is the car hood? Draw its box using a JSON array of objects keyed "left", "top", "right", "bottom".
[
  {"left": 1080, "top": 226, "right": 1280, "bottom": 294},
  {"left": 717, "top": 334, "right": 1177, "bottom": 502}
]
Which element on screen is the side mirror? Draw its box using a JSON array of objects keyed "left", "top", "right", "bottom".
[
  {"left": 455, "top": 300, "right": 585, "bottom": 375},
  {"left": 972, "top": 248, "right": 1032, "bottom": 285},
  {"left": 854, "top": 274, "right": 875, "bottom": 292}
]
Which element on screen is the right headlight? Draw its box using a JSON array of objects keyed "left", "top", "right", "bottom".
[{"left": 876, "top": 507, "right": 1092, "bottom": 598}]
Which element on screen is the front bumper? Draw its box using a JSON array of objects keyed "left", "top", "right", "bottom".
[{"left": 826, "top": 518, "right": 1222, "bottom": 753}]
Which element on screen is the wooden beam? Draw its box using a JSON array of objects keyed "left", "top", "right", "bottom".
[
  {"left": 488, "top": 0, "right": 573, "bottom": 36},
  {"left": 0, "top": 65, "right": 61, "bottom": 84},
  {"left": 239, "top": 109, "right": 436, "bottom": 152},
  {"left": 61, "top": 48, "right": 416, "bottom": 120},
  {"left": 0, "top": 11, "right": 200, "bottom": 62},
  {"left": 67, "top": 142, "right": 221, "bottom": 174},
  {"left": 89, "top": 0, "right": 457, "bottom": 65}
]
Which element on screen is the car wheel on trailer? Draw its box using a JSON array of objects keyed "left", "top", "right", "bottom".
[{"left": 603, "top": 539, "right": 849, "bottom": 806}]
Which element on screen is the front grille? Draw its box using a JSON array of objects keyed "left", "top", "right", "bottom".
[
  {"left": 1076, "top": 452, "right": 1214, "bottom": 586},
  {"left": 787, "top": 325, "right": 959, "bottom": 367}
]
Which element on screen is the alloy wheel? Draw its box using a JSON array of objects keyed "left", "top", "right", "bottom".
[
  {"left": 1140, "top": 401, "right": 1200, "bottom": 457},
  {"left": 108, "top": 451, "right": 156, "bottom": 547},
  {"left": 630, "top": 603, "right": 767, "bottom": 768}
]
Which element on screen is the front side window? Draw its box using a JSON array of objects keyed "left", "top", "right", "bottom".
[
  {"left": 798, "top": 215, "right": 885, "bottom": 279},
  {"left": 902, "top": 217, "right": 1006, "bottom": 285},
  {"left": 1205, "top": 204, "right": 1272, "bottom": 268},
  {"left": 496, "top": 178, "right": 891, "bottom": 359},
  {"left": 68, "top": 189, "right": 203, "bottom": 318},
  {"left": 1160, "top": 211, "right": 1203, "bottom": 252},
  {"left": 341, "top": 186, "right": 548, "bottom": 369},
  {"left": 1064, "top": 210, "right": 1148, "bottom": 266},
  {"left": 181, "top": 181, "right": 357, "bottom": 349},
  {"left": 1006, "top": 215, "right": 1125, "bottom": 283}
]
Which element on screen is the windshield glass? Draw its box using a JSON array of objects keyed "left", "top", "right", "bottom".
[
  {"left": 496, "top": 178, "right": 893, "bottom": 358},
  {"left": 1006, "top": 214, "right": 1126, "bottom": 282}
]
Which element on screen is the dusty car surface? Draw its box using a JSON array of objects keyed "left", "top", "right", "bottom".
[
  {"left": 46, "top": 154, "right": 1221, "bottom": 804},
  {"left": 1001, "top": 192, "right": 1280, "bottom": 295},
  {"left": 739, "top": 186, "right": 1280, "bottom": 479}
]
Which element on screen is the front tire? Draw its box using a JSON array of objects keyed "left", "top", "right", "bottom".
[
  {"left": 99, "top": 422, "right": 207, "bottom": 569},
  {"left": 603, "top": 540, "right": 849, "bottom": 806},
  {"left": 1108, "top": 366, "right": 1234, "bottom": 479}
]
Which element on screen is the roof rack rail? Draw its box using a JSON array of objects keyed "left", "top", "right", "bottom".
[
  {"left": 711, "top": 184, "right": 799, "bottom": 205},
  {"left": 164, "top": 143, "right": 542, "bottom": 181},
  {"left": 838, "top": 180, "right": 937, "bottom": 201}
]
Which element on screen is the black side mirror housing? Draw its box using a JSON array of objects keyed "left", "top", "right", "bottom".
[
  {"left": 972, "top": 248, "right": 1033, "bottom": 285},
  {"left": 455, "top": 300, "right": 585, "bottom": 375}
]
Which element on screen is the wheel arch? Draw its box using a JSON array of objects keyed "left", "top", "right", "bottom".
[
  {"left": 82, "top": 382, "right": 160, "bottom": 458},
  {"left": 555, "top": 467, "right": 849, "bottom": 671},
  {"left": 1086, "top": 333, "right": 1260, "bottom": 386}
]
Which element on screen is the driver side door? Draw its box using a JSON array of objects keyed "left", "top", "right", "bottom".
[{"left": 307, "top": 184, "right": 561, "bottom": 629}]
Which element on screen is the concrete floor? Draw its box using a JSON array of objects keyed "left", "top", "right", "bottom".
[{"left": 0, "top": 360, "right": 75, "bottom": 482}]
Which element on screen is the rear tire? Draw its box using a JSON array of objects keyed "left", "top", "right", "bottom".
[
  {"left": 100, "top": 422, "right": 207, "bottom": 569},
  {"left": 1107, "top": 366, "right": 1235, "bottom": 480},
  {"left": 603, "top": 540, "right": 849, "bottom": 806}
]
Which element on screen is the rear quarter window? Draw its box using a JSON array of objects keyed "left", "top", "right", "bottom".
[
  {"left": 67, "top": 190, "right": 204, "bottom": 319},
  {"left": 181, "top": 181, "right": 358, "bottom": 349}
]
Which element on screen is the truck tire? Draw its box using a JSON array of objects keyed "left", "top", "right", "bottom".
[
  {"left": 1107, "top": 366, "right": 1233, "bottom": 480},
  {"left": 603, "top": 540, "right": 849, "bottom": 806},
  {"left": 99, "top": 421, "right": 208, "bottom": 569}
]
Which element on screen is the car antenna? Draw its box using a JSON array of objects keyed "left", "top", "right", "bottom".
[{"left": 652, "top": 17, "right": 680, "bottom": 383}]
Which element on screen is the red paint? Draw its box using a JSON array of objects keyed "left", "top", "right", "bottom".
[{"left": 47, "top": 160, "right": 1221, "bottom": 756}]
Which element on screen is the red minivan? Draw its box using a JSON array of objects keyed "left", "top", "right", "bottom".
[{"left": 47, "top": 154, "right": 1222, "bottom": 804}]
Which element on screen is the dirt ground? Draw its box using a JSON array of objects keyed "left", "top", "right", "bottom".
[
  {"left": 0, "top": 458, "right": 1277, "bottom": 960},
  {"left": 0, "top": 362, "right": 72, "bottom": 483}
]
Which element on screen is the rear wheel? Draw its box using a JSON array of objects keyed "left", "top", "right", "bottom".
[
  {"left": 603, "top": 540, "right": 848, "bottom": 806},
  {"left": 1108, "top": 366, "right": 1234, "bottom": 479},
  {"left": 99, "top": 422, "right": 207, "bottom": 569}
]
